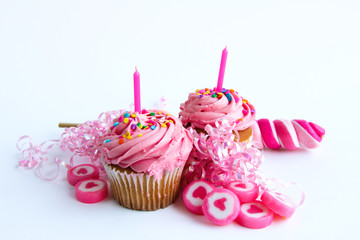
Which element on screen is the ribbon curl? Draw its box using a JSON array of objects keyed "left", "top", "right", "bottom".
[
  {"left": 16, "top": 135, "right": 63, "bottom": 180},
  {"left": 59, "top": 110, "right": 124, "bottom": 170},
  {"left": 16, "top": 110, "right": 124, "bottom": 180},
  {"left": 182, "top": 120, "right": 264, "bottom": 188}
]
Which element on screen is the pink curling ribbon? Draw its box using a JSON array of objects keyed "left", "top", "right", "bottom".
[
  {"left": 16, "top": 135, "right": 64, "bottom": 180},
  {"left": 261, "top": 178, "right": 305, "bottom": 208},
  {"left": 60, "top": 109, "right": 124, "bottom": 171},
  {"left": 182, "top": 119, "right": 264, "bottom": 188},
  {"left": 182, "top": 119, "right": 305, "bottom": 209},
  {"left": 16, "top": 110, "right": 124, "bottom": 180}
]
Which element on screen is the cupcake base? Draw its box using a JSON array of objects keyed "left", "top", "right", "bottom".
[
  {"left": 103, "top": 160, "right": 184, "bottom": 211},
  {"left": 234, "top": 127, "right": 253, "bottom": 143}
]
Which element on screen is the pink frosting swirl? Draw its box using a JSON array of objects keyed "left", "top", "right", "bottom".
[
  {"left": 179, "top": 88, "right": 256, "bottom": 131},
  {"left": 101, "top": 110, "right": 193, "bottom": 177}
]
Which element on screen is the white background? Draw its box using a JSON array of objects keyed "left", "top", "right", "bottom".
[{"left": 1, "top": 0, "right": 359, "bottom": 239}]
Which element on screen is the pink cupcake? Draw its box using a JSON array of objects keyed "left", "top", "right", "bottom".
[
  {"left": 101, "top": 110, "right": 193, "bottom": 211},
  {"left": 179, "top": 87, "right": 259, "bottom": 143}
]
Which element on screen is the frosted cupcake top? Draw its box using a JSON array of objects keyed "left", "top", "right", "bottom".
[
  {"left": 101, "top": 110, "right": 193, "bottom": 177},
  {"left": 179, "top": 88, "right": 256, "bottom": 131}
]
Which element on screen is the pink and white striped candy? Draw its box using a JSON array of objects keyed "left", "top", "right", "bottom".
[
  {"left": 202, "top": 188, "right": 240, "bottom": 226},
  {"left": 261, "top": 190, "right": 296, "bottom": 218},
  {"left": 236, "top": 201, "right": 273, "bottom": 229},
  {"left": 226, "top": 181, "right": 259, "bottom": 203},
  {"left": 183, "top": 180, "right": 215, "bottom": 215},
  {"left": 292, "top": 119, "right": 325, "bottom": 149},
  {"left": 257, "top": 118, "right": 325, "bottom": 150},
  {"left": 67, "top": 164, "right": 100, "bottom": 186},
  {"left": 75, "top": 179, "right": 108, "bottom": 204}
]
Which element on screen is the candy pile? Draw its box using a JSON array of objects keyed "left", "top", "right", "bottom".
[
  {"left": 183, "top": 179, "right": 300, "bottom": 228},
  {"left": 67, "top": 164, "right": 108, "bottom": 203},
  {"left": 181, "top": 120, "right": 304, "bottom": 228}
]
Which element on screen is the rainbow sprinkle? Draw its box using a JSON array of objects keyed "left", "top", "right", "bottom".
[
  {"left": 194, "top": 87, "right": 240, "bottom": 103},
  {"left": 236, "top": 118, "right": 243, "bottom": 124}
]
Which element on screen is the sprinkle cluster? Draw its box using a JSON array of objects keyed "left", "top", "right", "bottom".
[
  {"left": 103, "top": 110, "right": 174, "bottom": 145},
  {"left": 195, "top": 87, "right": 240, "bottom": 103},
  {"left": 194, "top": 88, "right": 256, "bottom": 124}
]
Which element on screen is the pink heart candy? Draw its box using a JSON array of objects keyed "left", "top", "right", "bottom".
[
  {"left": 77, "top": 168, "right": 88, "bottom": 175},
  {"left": 247, "top": 204, "right": 263, "bottom": 214},
  {"left": 235, "top": 183, "right": 247, "bottom": 189},
  {"left": 192, "top": 186, "right": 207, "bottom": 200},
  {"left": 183, "top": 180, "right": 215, "bottom": 215},
  {"left": 75, "top": 179, "right": 108, "bottom": 204},
  {"left": 214, "top": 197, "right": 227, "bottom": 211},
  {"left": 85, "top": 182, "right": 98, "bottom": 189}
]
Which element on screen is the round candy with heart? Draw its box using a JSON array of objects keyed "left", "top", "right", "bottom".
[
  {"left": 67, "top": 164, "right": 100, "bottom": 186},
  {"left": 261, "top": 190, "right": 296, "bottom": 218},
  {"left": 183, "top": 180, "right": 215, "bottom": 215},
  {"left": 202, "top": 188, "right": 240, "bottom": 226},
  {"left": 236, "top": 201, "right": 273, "bottom": 229},
  {"left": 75, "top": 179, "right": 108, "bottom": 204},
  {"left": 226, "top": 181, "right": 259, "bottom": 203}
]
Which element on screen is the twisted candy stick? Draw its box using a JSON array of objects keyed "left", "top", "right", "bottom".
[{"left": 257, "top": 119, "right": 325, "bottom": 150}]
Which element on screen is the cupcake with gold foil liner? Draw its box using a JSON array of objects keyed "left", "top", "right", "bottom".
[{"left": 101, "top": 110, "right": 193, "bottom": 211}]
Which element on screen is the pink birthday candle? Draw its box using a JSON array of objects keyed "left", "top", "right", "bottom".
[
  {"left": 216, "top": 46, "right": 228, "bottom": 92},
  {"left": 133, "top": 67, "right": 141, "bottom": 113}
]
